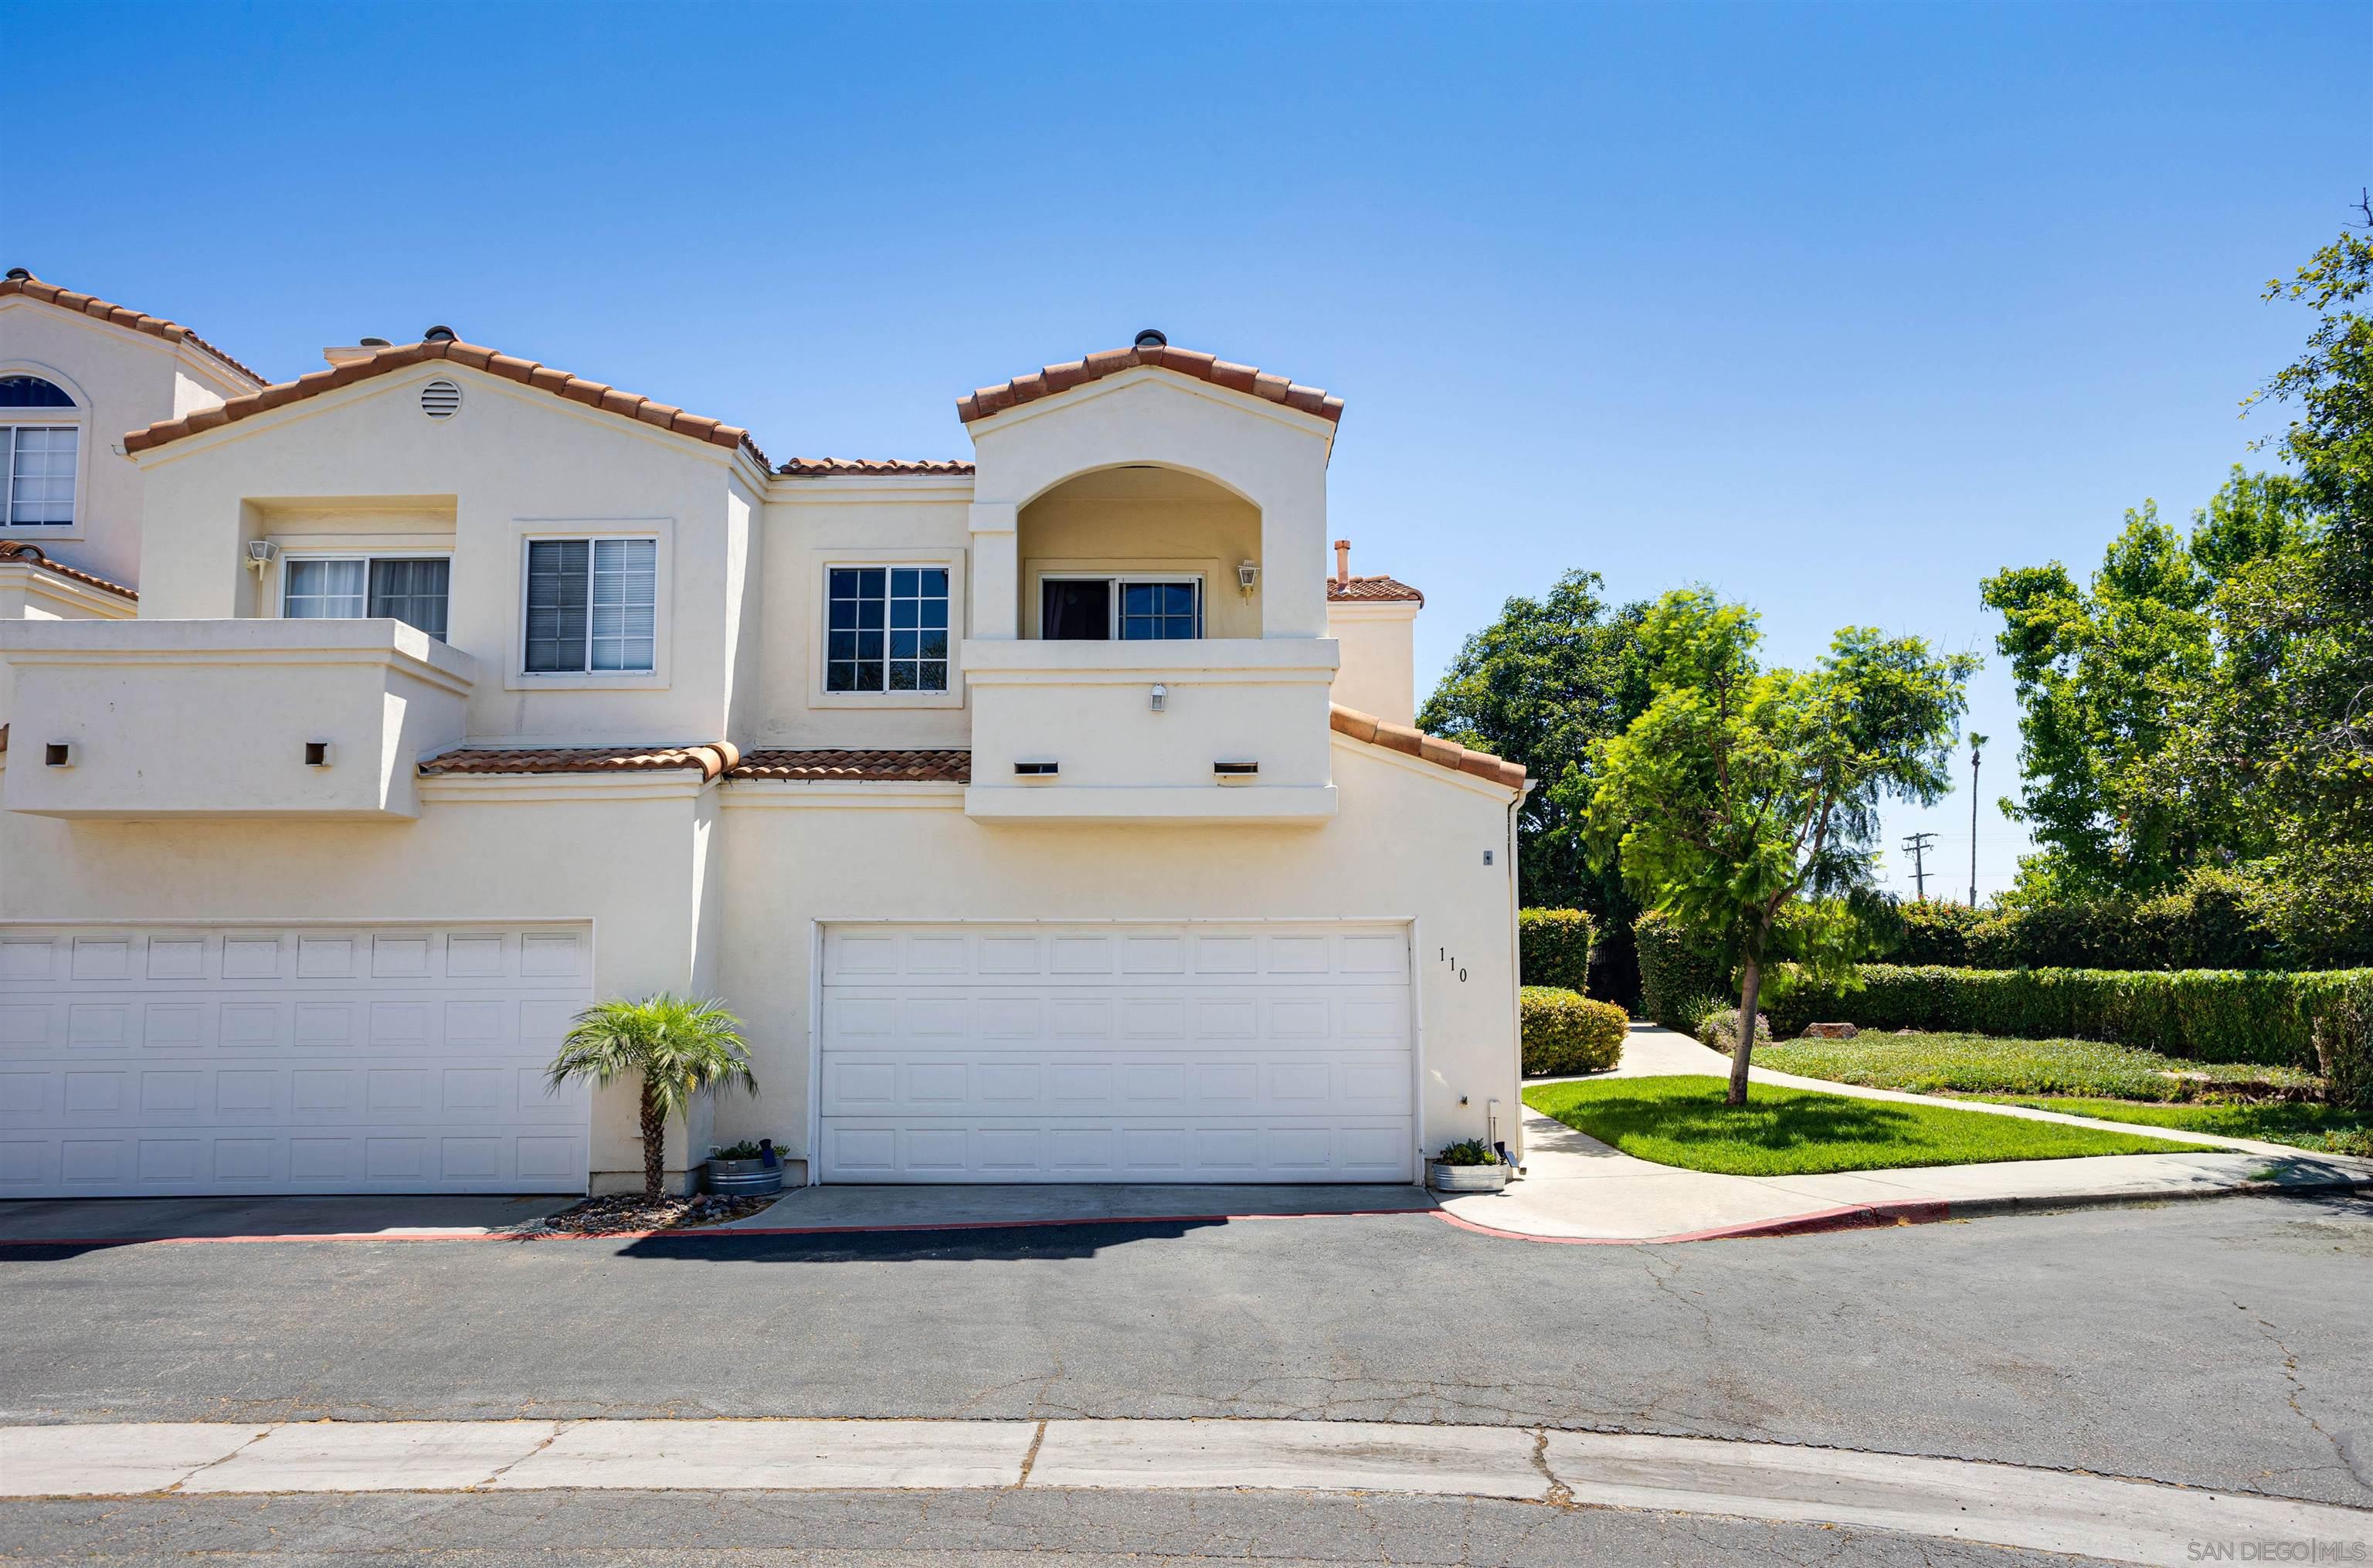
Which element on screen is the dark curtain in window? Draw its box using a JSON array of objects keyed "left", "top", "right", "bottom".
[
  {"left": 369, "top": 558, "right": 450, "bottom": 640},
  {"left": 1041, "top": 579, "right": 1110, "bottom": 640}
]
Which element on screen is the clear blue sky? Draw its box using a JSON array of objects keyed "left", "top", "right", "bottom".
[{"left": 19, "top": 2, "right": 2369, "bottom": 899}]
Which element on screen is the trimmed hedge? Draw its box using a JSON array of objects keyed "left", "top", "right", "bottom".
[
  {"left": 2313, "top": 977, "right": 2373, "bottom": 1113},
  {"left": 1521, "top": 986, "right": 1629, "bottom": 1076},
  {"left": 1518, "top": 908, "right": 1596, "bottom": 993},
  {"left": 1763, "top": 964, "right": 2373, "bottom": 1067},
  {"left": 1879, "top": 874, "right": 2285, "bottom": 972},
  {"left": 1634, "top": 911, "right": 1730, "bottom": 1032}
]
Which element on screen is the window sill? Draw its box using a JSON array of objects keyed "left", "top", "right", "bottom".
[
  {"left": 810, "top": 687, "right": 965, "bottom": 709},
  {"left": 503, "top": 670, "right": 670, "bottom": 692}
]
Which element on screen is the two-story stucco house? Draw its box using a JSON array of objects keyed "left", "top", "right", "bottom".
[{"left": 0, "top": 274, "right": 1529, "bottom": 1199}]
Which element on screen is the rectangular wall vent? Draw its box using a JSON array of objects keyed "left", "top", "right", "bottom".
[
  {"left": 1213, "top": 760, "right": 1260, "bottom": 779},
  {"left": 44, "top": 742, "right": 74, "bottom": 769},
  {"left": 1013, "top": 760, "right": 1060, "bottom": 778}
]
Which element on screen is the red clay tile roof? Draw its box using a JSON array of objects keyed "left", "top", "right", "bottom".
[
  {"left": 419, "top": 742, "right": 742, "bottom": 782},
  {"left": 731, "top": 748, "right": 972, "bottom": 782},
  {"left": 958, "top": 342, "right": 1343, "bottom": 426},
  {"left": 777, "top": 458, "right": 976, "bottom": 479},
  {"left": 0, "top": 541, "right": 138, "bottom": 601},
  {"left": 121, "top": 339, "right": 771, "bottom": 469},
  {"left": 1328, "top": 574, "right": 1424, "bottom": 606},
  {"left": 2, "top": 273, "right": 266, "bottom": 386},
  {"left": 1329, "top": 703, "right": 1525, "bottom": 792}
]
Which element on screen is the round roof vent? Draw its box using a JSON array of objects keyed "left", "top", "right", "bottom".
[
  {"left": 422, "top": 324, "right": 457, "bottom": 343},
  {"left": 360, "top": 336, "right": 391, "bottom": 348},
  {"left": 4, "top": 267, "right": 30, "bottom": 283},
  {"left": 1133, "top": 328, "right": 1167, "bottom": 349},
  {"left": 420, "top": 379, "right": 463, "bottom": 419}
]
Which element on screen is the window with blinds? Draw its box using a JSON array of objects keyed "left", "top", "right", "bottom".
[{"left": 525, "top": 537, "right": 657, "bottom": 674}]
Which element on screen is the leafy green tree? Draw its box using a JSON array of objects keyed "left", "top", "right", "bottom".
[
  {"left": 1418, "top": 570, "right": 1648, "bottom": 993},
  {"left": 1585, "top": 590, "right": 1976, "bottom": 1102},
  {"left": 547, "top": 994, "right": 757, "bottom": 1198},
  {"left": 1980, "top": 474, "right": 2308, "bottom": 898},
  {"left": 1978, "top": 200, "right": 2373, "bottom": 960}
]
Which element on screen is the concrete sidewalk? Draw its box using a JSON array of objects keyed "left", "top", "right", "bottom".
[
  {"left": 8, "top": 1416, "right": 2365, "bottom": 1564},
  {"left": 1436, "top": 1025, "right": 2373, "bottom": 1243}
]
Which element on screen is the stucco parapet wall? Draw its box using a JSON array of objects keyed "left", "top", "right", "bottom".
[
  {"left": 960, "top": 638, "right": 1342, "bottom": 684},
  {"left": 0, "top": 543, "right": 139, "bottom": 602},
  {"left": 0, "top": 616, "right": 475, "bottom": 694},
  {"left": 1329, "top": 702, "right": 1526, "bottom": 792},
  {"left": 121, "top": 338, "right": 770, "bottom": 470},
  {"left": 1, "top": 273, "right": 266, "bottom": 386},
  {"left": 957, "top": 342, "right": 1344, "bottom": 427}
]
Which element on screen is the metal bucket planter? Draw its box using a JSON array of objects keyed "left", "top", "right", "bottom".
[
  {"left": 1428, "top": 1161, "right": 1509, "bottom": 1194},
  {"left": 705, "top": 1157, "right": 784, "bottom": 1197}
]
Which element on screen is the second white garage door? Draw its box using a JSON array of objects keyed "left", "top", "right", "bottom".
[{"left": 818, "top": 921, "right": 1415, "bottom": 1183}]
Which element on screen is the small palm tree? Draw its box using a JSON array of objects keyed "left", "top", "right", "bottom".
[{"left": 547, "top": 994, "right": 757, "bottom": 1199}]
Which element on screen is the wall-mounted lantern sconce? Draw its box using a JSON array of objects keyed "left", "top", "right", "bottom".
[
  {"left": 244, "top": 538, "right": 280, "bottom": 579},
  {"left": 1149, "top": 683, "right": 1168, "bottom": 713},
  {"left": 1236, "top": 560, "right": 1261, "bottom": 596}
]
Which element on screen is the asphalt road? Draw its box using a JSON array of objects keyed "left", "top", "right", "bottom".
[
  {"left": 2, "top": 1488, "right": 2131, "bottom": 1567},
  {"left": 5, "top": 1193, "right": 2371, "bottom": 1564}
]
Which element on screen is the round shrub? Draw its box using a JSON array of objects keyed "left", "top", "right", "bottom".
[
  {"left": 1522, "top": 986, "right": 1628, "bottom": 1076},
  {"left": 1696, "top": 1006, "right": 1772, "bottom": 1054}
]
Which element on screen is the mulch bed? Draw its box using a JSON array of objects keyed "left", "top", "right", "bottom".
[{"left": 515, "top": 1192, "right": 782, "bottom": 1236}]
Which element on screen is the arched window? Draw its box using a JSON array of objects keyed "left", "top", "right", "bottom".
[
  {"left": 0, "top": 375, "right": 75, "bottom": 409},
  {"left": 1, "top": 375, "right": 80, "bottom": 528}
]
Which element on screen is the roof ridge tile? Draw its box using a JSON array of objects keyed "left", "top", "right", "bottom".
[{"left": 958, "top": 342, "right": 1344, "bottom": 427}]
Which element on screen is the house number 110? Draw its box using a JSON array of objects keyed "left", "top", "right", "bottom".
[{"left": 1438, "top": 947, "right": 1466, "bottom": 983}]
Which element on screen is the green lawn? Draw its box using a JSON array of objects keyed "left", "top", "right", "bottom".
[
  {"left": 1754, "top": 1031, "right": 2321, "bottom": 1101},
  {"left": 1522, "top": 1075, "right": 2215, "bottom": 1176},
  {"left": 1970, "top": 1096, "right": 2373, "bottom": 1158}
]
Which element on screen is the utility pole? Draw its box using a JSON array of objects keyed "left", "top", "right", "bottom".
[
  {"left": 1902, "top": 831, "right": 1937, "bottom": 901},
  {"left": 1967, "top": 734, "right": 1987, "bottom": 908}
]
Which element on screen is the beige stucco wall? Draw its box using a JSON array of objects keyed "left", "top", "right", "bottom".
[
  {"left": 715, "top": 736, "right": 1523, "bottom": 1168},
  {"left": 131, "top": 362, "right": 761, "bottom": 748},
  {"left": 0, "top": 298, "right": 253, "bottom": 591},
  {"left": 753, "top": 479, "right": 974, "bottom": 749},
  {"left": 1326, "top": 601, "right": 1421, "bottom": 728},
  {"left": 0, "top": 774, "right": 723, "bottom": 1191}
]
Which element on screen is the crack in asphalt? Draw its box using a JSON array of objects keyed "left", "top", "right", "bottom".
[{"left": 2236, "top": 1296, "right": 2373, "bottom": 1494}]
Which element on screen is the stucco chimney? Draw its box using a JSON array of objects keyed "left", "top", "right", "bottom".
[{"left": 1334, "top": 538, "right": 1350, "bottom": 585}]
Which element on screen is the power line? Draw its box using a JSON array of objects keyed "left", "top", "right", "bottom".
[{"left": 1901, "top": 831, "right": 1937, "bottom": 901}]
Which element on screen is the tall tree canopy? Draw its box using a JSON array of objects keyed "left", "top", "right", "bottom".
[
  {"left": 1585, "top": 589, "right": 1976, "bottom": 1101},
  {"left": 1981, "top": 201, "right": 2373, "bottom": 961},
  {"left": 1417, "top": 568, "right": 1648, "bottom": 921}
]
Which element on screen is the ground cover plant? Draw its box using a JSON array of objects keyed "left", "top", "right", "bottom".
[
  {"left": 1754, "top": 1031, "right": 2323, "bottom": 1101},
  {"left": 1521, "top": 1074, "right": 2210, "bottom": 1176},
  {"left": 1967, "top": 1097, "right": 2373, "bottom": 1158}
]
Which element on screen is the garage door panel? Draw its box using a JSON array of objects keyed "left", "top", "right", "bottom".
[
  {"left": 820, "top": 922, "right": 1415, "bottom": 1183},
  {"left": 0, "top": 925, "right": 593, "bottom": 1196}
]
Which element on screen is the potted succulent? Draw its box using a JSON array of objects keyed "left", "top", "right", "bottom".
[
  {"left": 705, "top": 1137, "right": 785, "bottom": 1196},
  {"left": 1428, "top": 1138, "right": 1510, "bottom": 1193}
]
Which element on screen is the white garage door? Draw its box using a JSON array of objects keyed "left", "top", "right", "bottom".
[
  {"left": 0, "top": 925, "right": 594, "bottom": 1197},
  {"left": 819, "top": 921, "right": 1414, "bottom": 1183}
]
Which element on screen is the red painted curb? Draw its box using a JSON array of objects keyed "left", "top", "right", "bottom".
[
  {"left": 1431, "top": 1199, "right": 1954, "bottom": 1247},
  {"left": 0, "top": 1206, "right": 1440, "bottom": 1249}
]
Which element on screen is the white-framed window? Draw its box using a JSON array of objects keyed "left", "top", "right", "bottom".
[
  {"left": 523, "top": 536, "right": 657, "bottom": 674},
  {"left": 826, "top": 565, "right": 950, "bottom": 692},
  {"left": 1040, "top": 575, "right": 1203, "bottom": 641},
  {"left": 282, "top": 555, "right": 451, "bottom": 640},
  {"left": 2, "top": 375, "right": 80, "bottom": 529}
]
